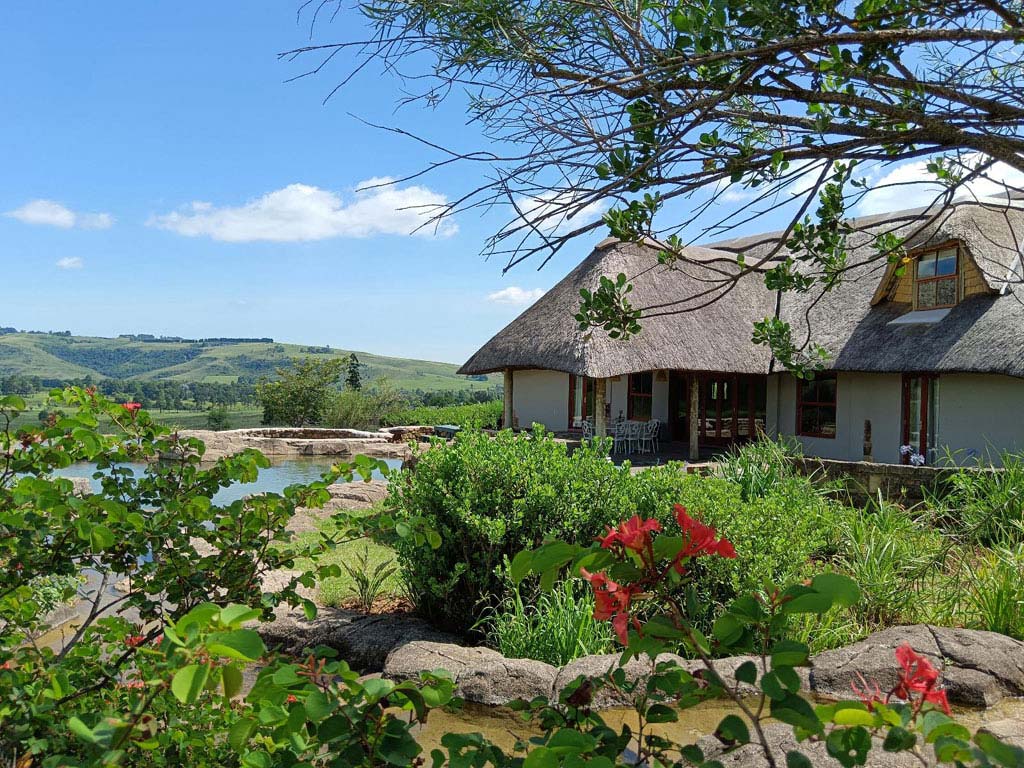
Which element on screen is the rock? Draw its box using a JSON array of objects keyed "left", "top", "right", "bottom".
[
  {"left": 385, "top": 641, "right": 558, "bottom": 706},
  {"left": 259, "top": 606, "right": 458, "bottom": 673},
  {"left": 287, "top": 479, "right": 391, "bottom": 533},
  {"left": 809, "top": 625, "right": 1024, "bottom": 708},
  {"left": 382, "top": 426, "right": 434, "bottom": 442},
  {"left": 70, "top": 477, "right": 93, "bottom": 496},
  {"left": 698, "top": 722, "right": 926, "bottom": 767},
  {"left": 552, "top": 653, "right": 655, "bottom": 708}
]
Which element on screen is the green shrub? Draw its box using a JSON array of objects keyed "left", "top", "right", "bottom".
[
  {"left": 387, "top": 427, "right": 641, "bottom": 634},
  {"left": 322, "top": 379, "right": 407, "bottom": 429},
  {"left": 477, "top": 578, "right": 613, "bottom": 665},
  {"left": 385, "top": 400, "right": 503, "bottom": 429}
]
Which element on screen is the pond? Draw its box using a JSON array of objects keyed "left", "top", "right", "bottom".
[{"left": 54, "top": 456, "right": 403, "bottom": 505}]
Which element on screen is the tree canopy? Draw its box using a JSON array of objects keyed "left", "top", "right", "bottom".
[{"left": 289, "top": 0, "right": 1024, "bottom": 371}]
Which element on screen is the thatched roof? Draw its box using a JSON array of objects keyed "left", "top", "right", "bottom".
[
  {"left": 461, "top": 201, "right": 1024, "bottom": 378},
  {"left": 458, "top": 240, "right": 775, "bottom": 377}
]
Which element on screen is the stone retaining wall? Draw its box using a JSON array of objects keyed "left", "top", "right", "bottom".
[
  {"left": 792, "top": 456, "right": 982, "bottom": 504},
  {"left": 174, "top": 426, "right": 433, "bottom": 461}
]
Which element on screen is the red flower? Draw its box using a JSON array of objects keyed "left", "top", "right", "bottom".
[
  {"left": 581, "top": 568, "right": 640, "bottom": 644},
  {"left": 122, "top": 402, "right": 142, "bottom": 418},
  {"left": 0, "top": 660, "right": 14, "bottom": 671},
  {"left": 286, "top": 694, "right": 299, "bottom": 704},
  {"left": 599, "top": 515, "right": 661, "bottom": 555},
  {"left": 671, "top": 505, "right": 737, "bottom": 572},
  {"left": 894, "top": 644, "right": 950, "bottom": 714},
  {"left": 851, "top": 672, "right": 884, "bottom": 711},
  {"left": 125, "top": 634, "right": 146, "bottom": 648}
]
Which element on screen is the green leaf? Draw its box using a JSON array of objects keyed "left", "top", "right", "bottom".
[
  {"left": 68, "top": 716, "right": 99, "bottom": 745},
  {"left": 770, "top": 639, "right": 810, "bottom": 668},
  {"left": 770, "top": 693, "right": 823, "bottom": 734},
  {"left": 90, "top": 524, "right": 116, "bottom": 551},
  {"left": 206, "top": 629, "right": 265, "bottom": 662},
  {"left": 171, "top": 663, "right": 211, "bottom": 704},
  {"left": 882, "top": 726, "right": 917, "bottom": 752},
  {"left": 219, "top": 604, "right": 262, "bottom": 627},
  {"left": 712, "top": 612, "right": 744, "bottom": 645},
  {"left": 825, "top": 726, "right": 871, "bottom": 767},
  {"left": 974, "top": 730, "right": 1024, "bottom": 767},
  {"left": 734, "top": 660, "right": 758, "bottom": 685},
  {"left": 222, "top": 664, "right": 243, "bottom": 700},
  {"left": 810, "top": 573, "right": 860, "bottom": 608},
  {"left": 786, "top": 751, "right": 813, "bottom": 768},
  {"left": 228, "top": 718, "right": 257, "bottom": 751},
  {"left": 714, "top": 714, "right": 750, "bottom": 746},
  {"left": 645, "top": 703, "right": 679, "bottom": 724}
]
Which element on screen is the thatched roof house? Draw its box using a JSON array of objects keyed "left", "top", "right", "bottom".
[{"left": 462, "top": 200, "right": 1024, "bottom": 466}]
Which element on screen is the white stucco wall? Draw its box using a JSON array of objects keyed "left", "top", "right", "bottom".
[
  {"left": 772, "top": 371, "right": 903, "bottom": 464},
  {"left": 771, "top": 371, "right": 1024, "bottom": 465},
  {"left": 934, "top": 374, "right": 1024, "bottom": 463},
  {"left": 511, "top": 369, "right": 570, "bottom": 431}
]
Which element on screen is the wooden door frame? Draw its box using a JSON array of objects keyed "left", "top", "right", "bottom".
[{"left": 900, "top": 373, "right": 936, "bottom": 463}]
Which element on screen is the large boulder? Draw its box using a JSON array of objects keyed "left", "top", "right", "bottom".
[
  {"left": 809, "top": 625, "right": 1024, "bottom": 708},
  {"left": 385, "top": 641, "right": 558, "bottom": 706},
  {"left": 260, "top": 606, "right": 458, "bottom": 673},
  {"left": 287, "top": 479, "right": 391, "bottom": 533},
  {"left": 173, "top": 428, "right": 413, "bottom": 462}
]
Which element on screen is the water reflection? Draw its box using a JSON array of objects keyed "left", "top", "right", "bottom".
[{"left": 53, "top": 456, "right": 403, "bottom": 505}]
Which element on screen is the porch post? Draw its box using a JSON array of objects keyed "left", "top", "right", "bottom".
[
  {"left": 503, "top": 368, "right": 514, "bottom": 430},
  {"left": 688, "top": 376, "right": 700, "bottom": 461},
  {"left": 594, "top": 377, "right": 607, "bottom": 438}
]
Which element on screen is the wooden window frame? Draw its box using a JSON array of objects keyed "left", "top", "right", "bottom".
[
  {"left": 913, "top": 241, "right": 960, "bottom": 311},
  {"left": 627, "top": 372, "right": 653, "bottom": 421},
  {"left": 795, "top": 373, "right": 838, "bottom": 439}
]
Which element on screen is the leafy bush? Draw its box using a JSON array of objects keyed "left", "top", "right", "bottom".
[
  {"left": 477, "top": 578, "right": 613, "bottom": 665},
  {"left": 384, "top": 399, "right": 503, "bottom": 428},
  {"left": 388, "top": 427, "right": 641, "bottom": 634},
  {"left": 323, "top": 378, "right": 407, "bottom": 429},
  {"left": 205, "top": 404, "right": 232, "bottom": 430}
]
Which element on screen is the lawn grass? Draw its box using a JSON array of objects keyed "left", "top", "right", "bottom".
[
  {"left": 294, "top": 517, "right": 404, "bottom": 608},
  {"left": 5, "top": 402, "right": 264, "bottom": 431}
]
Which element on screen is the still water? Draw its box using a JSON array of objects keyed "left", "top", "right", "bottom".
[{"left": 54, "top": 456, "right": 403, "bottom": 505}]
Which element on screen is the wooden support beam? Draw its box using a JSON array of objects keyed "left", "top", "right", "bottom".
[
  {"left": 688, "top": 376, "right": 700, "bottom": 461},
  {"left": 503, "top": 369, "right": 514, "bottom": 430},
  {"left": 594, "top": 377, "right": 607, "bottom": 438}
]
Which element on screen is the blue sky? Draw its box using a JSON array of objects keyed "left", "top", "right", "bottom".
[
  {"left": 0, "top": 2, "right": 589, "bottom": 364},
  {"left": 3, "top": 3, "right": 1015, "bottom": 364}
]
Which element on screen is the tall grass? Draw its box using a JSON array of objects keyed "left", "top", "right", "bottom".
[
  {"left": 924, "top": 451, "right": 1024, "bottom": 546},
  {"left": 385, "top": 400, "right": 503, "bottom": 429},
  {"left": 714, "top": 436, "right": 816, "bottom": 501},
  {"left": 477, "top": 579, "right": 613, "bottom": 666}
]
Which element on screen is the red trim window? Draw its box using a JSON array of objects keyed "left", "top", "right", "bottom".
[
  {"left": 796, "top": 373, "right": 837, "bottom": 438},
  {"left": 914, "top": 243, "right": 959, "bottom": 310},
  {"left": 627, "top": 372, "right": 653, "bottom": 421}
]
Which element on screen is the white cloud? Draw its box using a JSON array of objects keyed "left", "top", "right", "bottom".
[
  {"left": 55, "top": 257, "right": 84, "bottom": 270},
  {"left": 488, "top": 286, "right": 546, "bottom": 306},
  {"left": 5, "top": 200, "right": 113, "bottom": 230},
  {"left": 148, "top": 180, "right": 457, "bottom": 242},
  {"left": 515, "top": 191, "right": 607, "bottom": 235},
  {"left": 854, "top": 156, "right": 1024, "bottom": 216}
]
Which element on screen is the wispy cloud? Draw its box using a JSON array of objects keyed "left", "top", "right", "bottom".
[
  {"left": 515, "top": 191, "right": 607, "bottom": 235},
  {"left": 56, "top": 257, "right": 84, "bottom": 270},
  {"left": 854, "top": 156, "right": 1024, "bottom": 217},
  {"left": 5, "top": 200, "right": 113, "bottom": 230},
  {"left": 488, "top": 286, "right": 545, "bottom": 306},
  {"left": 148, "top": 180, "right": 458, "bottom": 242}
]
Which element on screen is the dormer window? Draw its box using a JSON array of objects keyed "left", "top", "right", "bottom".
[{"left": 915, "top": 244, "right": 959, "bottom": 309}]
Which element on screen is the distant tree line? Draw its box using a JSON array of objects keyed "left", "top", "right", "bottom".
[{"left": 0, "top": 375, "right": 256, "bottom": 410}]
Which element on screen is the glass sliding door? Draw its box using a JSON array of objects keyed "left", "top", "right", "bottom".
[
  {"left": 568, "top": 375, "right": 595, "bottom": 428},
  {"left": 901, "top": 374, "right": 939, "bottom": 464}
]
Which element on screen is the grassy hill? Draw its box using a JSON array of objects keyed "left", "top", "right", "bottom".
[{"left": 0, "top": 332, "right": 492, "bottom": 392}]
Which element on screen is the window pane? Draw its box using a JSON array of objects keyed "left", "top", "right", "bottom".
[
  {"left": 816, "top": 376, "right": 837, "bottom": 404},
  {"left": 917, "top": 254, "right": 936, "bottom": 278},
  {"left": 819, "top": 409, "right": 837, "bottom": 436},
  {"left": 800, "top": 405, "right": 820, "bottom": 436},
  {"left": 936, "top": 248, "right": 957, "bottom": 276},
  {"left": 917, "top": 281, "right": 937, "bottom": 308},
  {"left": 799, "top": 379, "right": 817, "bottom": 403},
  {"left": 630, "top": 372, "right": 652, "bottom": 395},
  {"left": 629, "top": 395, "right": 652, "bottom": 421},
  {"left": 935, "top": 277, "right": 957, "bottom": 306}
]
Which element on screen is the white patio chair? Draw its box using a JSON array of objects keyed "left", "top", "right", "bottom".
[
  {"left": 648, "top": 419, "right": 661, "bottom": 453},
  {"left": 612, "top": 420, "right": 629, "bottom": 454},
  {"left": 636, "top": 420, "right": 658, "bottom": 454},
  {"left": 580, "top": 419, "right": 594, "bottom": 441}
]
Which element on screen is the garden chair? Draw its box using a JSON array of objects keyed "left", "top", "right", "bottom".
[
  {"left": 636, "top": 420, "right": 658, "bottom": 454},
  {"left": 580, "top": 419, "right": 594, "bottom": 441}
]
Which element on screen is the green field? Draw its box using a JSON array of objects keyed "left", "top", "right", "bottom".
[{"left": 0, "top": 332, "right": 492, "bottom": 392}]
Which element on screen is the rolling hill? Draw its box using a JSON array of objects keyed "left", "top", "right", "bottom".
[{"left": 0, "top": 332, "right": 492, "bottom": 392}]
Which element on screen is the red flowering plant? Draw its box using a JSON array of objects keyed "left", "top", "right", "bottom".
[{"left": 509, "top": 507, "right": 1020, "bottom": 768}]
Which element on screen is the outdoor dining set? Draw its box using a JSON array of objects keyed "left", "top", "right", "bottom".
[{"left": 580, "top": 417, "right": 662, "bottom": 454}]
